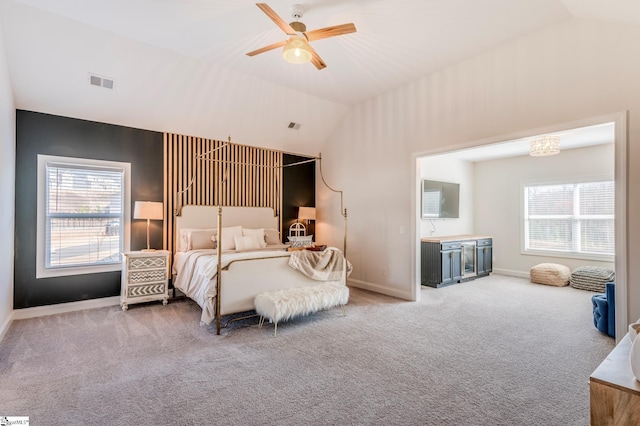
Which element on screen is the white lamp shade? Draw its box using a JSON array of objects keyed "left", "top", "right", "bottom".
[
  {"left": 282, "top": 36, "right": 312, "bottom": 64},
  {"left": 298, "top": 207, "right": 316, "bottom": 221},
  {"left": 134, "top": 201, "right": 164, "bottom": 220}
]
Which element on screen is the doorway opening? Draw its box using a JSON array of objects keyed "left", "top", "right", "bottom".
[{"left": 411, "top": 112, "right": 627, "bottom": 340}]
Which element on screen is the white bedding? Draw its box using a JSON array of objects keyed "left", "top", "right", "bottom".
[
  {"left": 174, "top": 249, "right": 289, "bottom": 304},
  {"left": 173, "top": 247, "right": 348, "bottom": 326},
  {"left": 172, "top": 206, "right": 348, "bottom": 329}
]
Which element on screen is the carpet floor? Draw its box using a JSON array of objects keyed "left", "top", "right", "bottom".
[{"left": 0, "top": 274, "right": 614, "bottom": 425}]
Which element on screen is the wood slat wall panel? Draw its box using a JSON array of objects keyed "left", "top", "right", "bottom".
[{"left": 163, "top": 133, "right": 283, "bottom": 252}]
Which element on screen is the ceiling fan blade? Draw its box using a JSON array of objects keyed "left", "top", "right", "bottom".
[
  {"left": 304, "top": 23, "right": 356, "bottom": 42},
  {"left": 256, "top": 3, "right": 297, "bottom": 35},
  {"left": 246, "top": 40, "right": 287, "bottom": 57},
  {"left": 304, "top": 43, "right": 327, "bottom": 70}
]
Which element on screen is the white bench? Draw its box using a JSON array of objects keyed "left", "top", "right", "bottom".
[{"left": 254, "top": 283, "right": 349, "bottom": 336}]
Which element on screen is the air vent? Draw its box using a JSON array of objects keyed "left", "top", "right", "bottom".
[
  {"left": 288, "top": 122, "right": 301, "bottom": 130},
  {"left": 89, "top": 73, "right": 115, "bottom": 90}
]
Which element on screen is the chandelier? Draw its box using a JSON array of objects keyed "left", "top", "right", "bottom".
[{"left": 529, "top": 135, "right": 560, "bottom": 156}]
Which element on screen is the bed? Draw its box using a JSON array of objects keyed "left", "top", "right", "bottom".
[{"left": 173, "top": 205, "right": 349, "bottom": 334}]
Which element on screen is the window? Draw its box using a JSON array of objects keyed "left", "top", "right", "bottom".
[
  {"left": 37, "top": 155, "right": 131, "bottom": 278},
  {"left": 523, "top": 179, "right": 614, "bottom": 260},
  {"left": 422, "top": 189, "right": 442, "bottom": 217}
]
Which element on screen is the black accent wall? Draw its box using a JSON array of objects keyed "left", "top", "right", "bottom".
[
  {"left": 14, "top": 112, "right": 317, "bottom": 309},
  {"left": 282, "top": 154, "right": 316, "bottom": 242},
  {"left": 15, "top": 111, "right": 164, "bottom": 309}
]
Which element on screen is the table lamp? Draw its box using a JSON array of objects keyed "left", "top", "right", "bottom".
[{"left": 133, "top": 201, "right": 164, "bottom": 251}]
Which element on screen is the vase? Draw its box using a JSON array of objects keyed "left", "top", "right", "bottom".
[
  {"left": 630, "top": 322, "right": 640, "bottom": 341},
  {"left": 630, "top": 322, "right": 640, "bottom": 382}
]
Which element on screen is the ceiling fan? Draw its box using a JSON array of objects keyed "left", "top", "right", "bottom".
[{"left": 246, "top": 3, "right": 356, "bottom": 70}]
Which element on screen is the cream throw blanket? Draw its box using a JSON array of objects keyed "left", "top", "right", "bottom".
[{"left": 288, "top": 247, "right": 352, "bottom": 281}]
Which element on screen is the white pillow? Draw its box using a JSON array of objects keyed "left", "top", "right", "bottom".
[
  {"left": 242, "top": 228, "right": 267, "bottom": 248},
  {"left": 288, "top": 235, "right": 314, "bottom": 248},
  {"left": 178, "top": 228, "right": 216, "bottom": 251},
  {"left": 234, "top": 234, "right": 262, "bottom": 252},
  {"left": 215, "top": 226, "right": 243, "bottom": 251}
]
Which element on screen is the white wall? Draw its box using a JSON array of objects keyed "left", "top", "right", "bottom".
[
  {"left": 474, "top": 144, "right": 614, "bottom": 276},
  {"left": 0, "top": 19, "right": 15, "bottom": 340},
  {"left": 419, "top": 156, "right": 474, "bottom": 238},
  {"left": 0, "top": 1, "right": 349, "bottom": 156},
  {"left": 319, "top": 17, "right": 640, "bottom": 329}
]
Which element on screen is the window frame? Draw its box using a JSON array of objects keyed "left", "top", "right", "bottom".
[
  {"left": 520, "top": 175, "right": 614, "bottom": 262},
  {"left": 36, "top": 154, "right": 131, "bottom": 278}
]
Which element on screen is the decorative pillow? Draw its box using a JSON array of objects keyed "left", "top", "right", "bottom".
[
  {"left": 215, "top": 226, "right": 243, "bottom": 251},
  {"left": 288, "top": 235, "right": 314, "bottom": 248},
  {"left": 242, "top": 228, "right": 267, "bottom": 248},
  {"left": 264, "top": 229, "right": 281, "bottom": 245},
  {"left": 189, "top": 230, "right": 216, "bottom": 250},
  {"left": 234, "top": 234, "right": 262, "bottom": 252},
  {"left": 178, "top": 228, "right": 216, "bottom": 251}
]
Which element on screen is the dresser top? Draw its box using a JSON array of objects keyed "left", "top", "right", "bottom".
[
  {"left": 591, "top": 335, "right": 640, "bottom": 396},
  {"left": 421, "top": 235, "right": 492, "bottom": 243}
]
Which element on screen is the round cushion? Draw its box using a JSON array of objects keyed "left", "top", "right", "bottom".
[{"left": 530, "top": 263, "right": 571, "bottom": 287}]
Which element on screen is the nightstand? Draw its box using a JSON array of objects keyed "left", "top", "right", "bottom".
[{"left": 121, "top": 250, "right": 170, "bottom": 311}]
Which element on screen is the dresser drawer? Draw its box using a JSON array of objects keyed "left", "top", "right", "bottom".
[
  {"left": 128, "top": 255, "right": 167, "bottom": 270},
  {"left": 127, "top": 283, "right": 167, "bottom": 298},
  {"left": 128, "top": 268, "right": 167, "bottom": 284},
  {"left": 477, "top": 238, "right": 492, "bottom": 247},
  {"left": 441, "top": 242, "right": 462, "bottom": 251}
]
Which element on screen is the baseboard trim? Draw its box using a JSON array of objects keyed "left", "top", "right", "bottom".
[
  {"left": 0, "top": 314, "right": 12, "bottom": 344},
  {"left": 492, "top": 269, "right": 530, "bottom": 279},
  {"left": 12, "top": 296, "right": 121, "bottom": 321},
  {"left": 348, "top": 279, "right": 413, "bottom": 300}
]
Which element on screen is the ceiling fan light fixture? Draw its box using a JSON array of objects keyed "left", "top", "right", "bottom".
[
  {"left": 282, "top": 35, "right": 312, "bottom": 64},
  {"left": 530, "top": 135, "right": 560, "bottom": 156}
]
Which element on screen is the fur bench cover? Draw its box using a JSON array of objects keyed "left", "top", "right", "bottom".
[
  {"left": 254, "top": 283, "right": 349, "bottom": 335},
  {"left": 570, "top": 266, "right": 615, "bottom": 292},
  {"left": 530, "top": 263, "right": 571, "bottom": 287}
]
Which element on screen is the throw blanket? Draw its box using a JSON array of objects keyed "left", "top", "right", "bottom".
[{"left": 288, "top": 247, "right": 352, "bottom": 281}]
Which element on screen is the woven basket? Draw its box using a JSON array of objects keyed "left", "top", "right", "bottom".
[{"left": 530, "top": 263, "right": 571, "bottom": 287}]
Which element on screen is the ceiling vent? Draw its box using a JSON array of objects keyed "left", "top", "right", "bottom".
[
  {"left": 288, "top": 122, "right": 301, "bottom": 130},
  {"left": 89, "top": 73, "right": 115, "bottom": 90}
]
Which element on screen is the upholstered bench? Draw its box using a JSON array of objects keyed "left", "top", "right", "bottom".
[
  {"left": 592, "top": 282, "right": 616, "bottom": 338},
  {"left": 530, "top": 263, "right": 571, "bottom": 287},
  {"left": 254, "top": 283, "right": 349, "bottom": 337}
]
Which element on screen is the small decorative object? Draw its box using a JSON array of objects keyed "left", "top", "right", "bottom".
[
  {"left": 288, "top": 235, "right": 314, "bottom": 248},
  {"left": 629, "top": 320, "right": 640, "bottom": 382},
  {"left": 289, "top": 222, "right": 306, "bottom": 238}
]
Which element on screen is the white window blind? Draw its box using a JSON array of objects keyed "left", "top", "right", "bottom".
[
  {"left": 39, "top": 155, "right": 129, "bottom": 276},
  {"left": 524, "top": 181, "right": 614, "bottom": 257}
]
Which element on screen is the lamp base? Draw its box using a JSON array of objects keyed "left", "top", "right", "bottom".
[{"left": 141, "top": 248, "right": 157, "bottom": 252}]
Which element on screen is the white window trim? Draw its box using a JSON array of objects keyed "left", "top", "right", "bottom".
[
  {"left": 36, "top": 154, "right": 131, "bottom": 278},
  {"left": 520, "top": 175, "right": 614, "bottom": 262}
]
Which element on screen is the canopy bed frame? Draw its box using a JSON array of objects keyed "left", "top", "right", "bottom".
[{"left": 170, "top": 136, "right": 349, "bottom": 334}]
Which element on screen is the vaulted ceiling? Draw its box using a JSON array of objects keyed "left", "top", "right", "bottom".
[{"left": 1, "top": 0, "right": 638, "bottom": 154}]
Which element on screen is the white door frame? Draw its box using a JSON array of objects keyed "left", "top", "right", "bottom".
[{"left": 410, "top": 111, "right": 627, "bottom": 341}]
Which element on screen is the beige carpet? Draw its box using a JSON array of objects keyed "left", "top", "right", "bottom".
[{"left": 0, "top": 274, "right": 614, "bottom": 425}]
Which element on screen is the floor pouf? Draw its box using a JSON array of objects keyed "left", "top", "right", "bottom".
[
  {"left": 530, "top": 263, "right": 571, "bottom": 287},
  {"left": 570, "top": 266, "right": 615, "bottom": 292}
]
